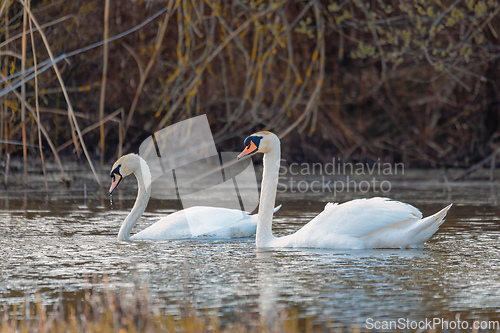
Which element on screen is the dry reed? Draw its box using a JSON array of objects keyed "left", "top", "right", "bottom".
[
  {"left": 1, "top": 0, "right": 499, "bottom": 185},
  {"left": 0, "top": 282, "right": 347, "bottom": 333}
]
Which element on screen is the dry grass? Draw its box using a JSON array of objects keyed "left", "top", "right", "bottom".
[
  {"left": 1, "top": 0, "right": 499, "bottom": 178},
  {"left": 0, "top": 282, "right": 347, "bottom": 333},
  {"left": 3, "top": 282, "right": 498, "bottom": 333}
]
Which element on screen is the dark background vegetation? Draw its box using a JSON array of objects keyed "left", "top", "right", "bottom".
[{"left": 1, "top": 0, "right": 499, "bottom": 174}]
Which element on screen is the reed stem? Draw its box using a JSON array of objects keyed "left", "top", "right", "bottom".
[
  {"left": 124, "top": 0, "right": 175, "bottom": 132},
  {"left": 99, "top": 0, "right": 110, "bottom": 171},
  {"left": 28, "top": 0, "right": 48, "bottom": 190},
  {"left": 19, "top": 0, "right": 101, "bottom": 185},
  {"left": 21, "top": 0, "right": 28, "bottom": 187}
]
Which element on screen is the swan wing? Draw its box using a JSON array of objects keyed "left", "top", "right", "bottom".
[
  {"left": 179, "top": 206, "right": 254, "bottom": 237},
  {"left": 273, "top": 198, "right": 452, "bottom": 249},
  {"left": 297, "top": 197, "right": 423, "bottom": 238},
  {"left": 132, "top": 206, "right": 256, "bottom": 240},
  {"left": 133, "top": 204, "right": 284, "bottom": 240}
]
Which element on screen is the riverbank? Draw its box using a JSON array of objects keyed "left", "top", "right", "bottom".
[{"left": 1, "top": 154, "right": 499, "bottom": 190}]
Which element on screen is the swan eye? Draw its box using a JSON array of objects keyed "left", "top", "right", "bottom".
[
  {"left": 110, "top": 164, "right": 122, "bottom": 178},
  {"left": 243, "top": 135, "right": 263, "bottom": 148},
  {"left": 238, "top": 136, "right": 262, "bottom": 159}
]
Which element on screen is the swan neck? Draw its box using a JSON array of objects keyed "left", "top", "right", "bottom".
[
  {"left": 117, "top": 159, "right": 151, "bottom": 241},
  {"left": 256, "top": 145, "right": 280, "bottom": 247}
]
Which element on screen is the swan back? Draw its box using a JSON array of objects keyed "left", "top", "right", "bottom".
[
  {"left": 312, "top": 197, "right": 423, "bottom": 237},
  {"left": 271, "top": 197, "right": 451, "bottom": 249}
]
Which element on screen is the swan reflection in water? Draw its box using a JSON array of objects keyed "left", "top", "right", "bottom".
[{"left": 254, "top": 246, "right": 440, "bottom": 329}]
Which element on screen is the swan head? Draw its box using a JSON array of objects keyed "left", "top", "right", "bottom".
[
  {"left": 237, "top": 131, "right": 279, "bottom": 159},
  {"left": 109, "top": 154, "right": 142, "bottom": 194}
]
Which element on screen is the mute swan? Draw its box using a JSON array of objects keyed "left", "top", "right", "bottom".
[
  {"left": 109, "top": 153, "right": 281, "bottom": 241},
  {"left": 237, "top": 131, "right": 452, "bottom": 249}
]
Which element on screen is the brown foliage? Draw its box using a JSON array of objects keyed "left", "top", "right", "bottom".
[{"left": 1, "top": 0, "right": 499, "bottom": 169}]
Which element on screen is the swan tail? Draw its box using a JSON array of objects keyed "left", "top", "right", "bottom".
[
  {"left": 409, "top": 203, "right": 452, "bottom": 245},
  {"left": 359, "top": 203, "right": 452, "bottom": 248}
]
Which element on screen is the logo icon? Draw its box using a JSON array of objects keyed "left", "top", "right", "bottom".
[{"left": 138, "top": 115, "right": 259, "bottom": 235}]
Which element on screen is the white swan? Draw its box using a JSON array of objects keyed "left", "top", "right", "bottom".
[
  {"left": 237, "top": 131, "right": 452, "bottom": 249},
  {"left": 109, "top": 153, "right": 281, "bottom": 241}
]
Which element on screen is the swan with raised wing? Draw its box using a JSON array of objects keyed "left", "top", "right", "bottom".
[
  {"left": 109, "top": 153, "right": 281, "bottom": 241},
  {"left": 237, "top": 131, "right": 452, "bottom": 249}
]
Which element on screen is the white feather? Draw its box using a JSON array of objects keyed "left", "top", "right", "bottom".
[
  {"left": 245, "top": 132, "right": 452, "bottom": 249},
  {"left": 110, "top": 154, "right": 281, "bottom": 241}
]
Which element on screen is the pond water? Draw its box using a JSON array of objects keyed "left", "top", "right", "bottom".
[{"left": 1, "top": 175, "right": 500, "bottom": 328}]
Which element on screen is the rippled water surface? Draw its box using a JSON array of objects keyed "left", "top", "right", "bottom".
[{"left": 1, "top": 179, "right": 500, "bottom": 327}]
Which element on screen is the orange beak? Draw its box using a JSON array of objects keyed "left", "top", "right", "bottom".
[
  {"left": 237, "top": 141, "right": 258, "bottom": 159},
  {"left": 109, "top": 174, "right": 122, "bottom": 194}
]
